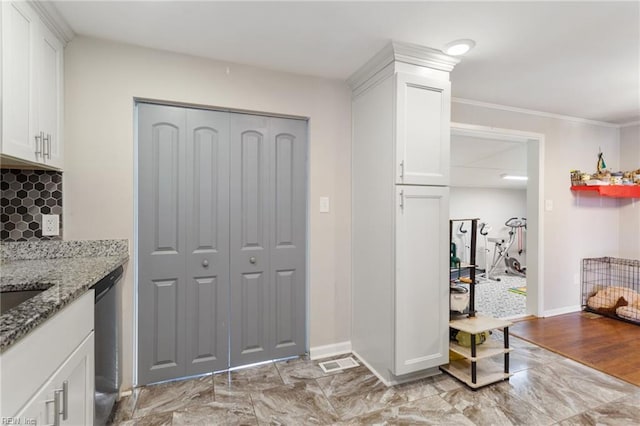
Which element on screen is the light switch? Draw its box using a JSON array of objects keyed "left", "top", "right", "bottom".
[
  {"left": 545, "top": 199, "right": 553, "bottom": 211},
  {"left": 320, "top": 197, "right": 330, "bottom": 213}
]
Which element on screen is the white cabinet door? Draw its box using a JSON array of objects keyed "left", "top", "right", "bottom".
[
  {"left": 35, "top": 21, "right": 63, "bottom": 168},
  {"left": 395, "top": 72, "right": 451, "bottom": 186},
  {"left": 1, "top": 1, "right": 38, "bottom": 162},
  {"left": 0, "top": 1, "right": 63, "bottom": 169},
  {"left": 16, "top": 333, "right": 94, "bottom": 426},
  {"left": 394, "top": 185, "right": 449, "bottom": 375}
]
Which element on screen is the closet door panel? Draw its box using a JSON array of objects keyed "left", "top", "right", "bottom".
[
  {"left": 269, "top": 118, "right": 307, "bottom": 358},
  {"left": 185, "top": 109, "right": 230, "bottom": 375},
  {"left": 230, "top": 114, "right": 271, "bottom": 367},
  {"left": 137, "top": 104, "right": 187, "bottom": 385}
]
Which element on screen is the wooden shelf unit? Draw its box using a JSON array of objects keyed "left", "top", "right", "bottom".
[
  {"left": 570, "top": 185, "right": 640, "bottom": 198},
  {"left": 440, "top": 360, "right": 512, "bottom": 389},
  {"left": 444, "top": 219, "right": 512, "bottom": 389},
  {"left": 444, "top": 316, "right": 513, "bottom": 389}
]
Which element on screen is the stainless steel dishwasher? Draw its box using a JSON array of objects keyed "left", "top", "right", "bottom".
[{"left": 92, "top": 265, "right": 123, "bottom": 426}]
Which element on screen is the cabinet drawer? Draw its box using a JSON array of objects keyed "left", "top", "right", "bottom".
[{"left": 0, "top": 291, "right": 94, "bottom": 417}]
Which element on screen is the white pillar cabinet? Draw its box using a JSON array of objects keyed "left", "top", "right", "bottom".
[{"left": 350, "top": 41, "right": 458, "bottom": 385}]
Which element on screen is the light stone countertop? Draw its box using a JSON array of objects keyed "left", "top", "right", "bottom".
[{"left": 0, "top": 240, "right": 128, "bottom": 353}]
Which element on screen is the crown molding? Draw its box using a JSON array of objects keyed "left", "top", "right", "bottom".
[
  {"left": 620, "top": 120, "right": 640, "bottom": 128},
  {"left": 452, "top": 97, "right": 622, "bottom": 129},
  {"left": 28, "top": 1, "right": 75, "bottom": 45},
  {"left": 347, "top": 40, "right": 459, "bottom": 90}
]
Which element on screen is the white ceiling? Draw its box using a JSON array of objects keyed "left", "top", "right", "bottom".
[
  {"left": 451, "top": 134, "right": 527, "bottom": 189},
  {"left": 52, "top": 1, "right": 639, "bottom": 124}
]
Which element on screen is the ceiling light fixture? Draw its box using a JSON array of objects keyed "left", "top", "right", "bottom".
[
  {"left": 443, "top": 39, "right": 476, "bottom": 56},
  {"left": 501, "top": 174, "right": 528, "bottom": 181}
]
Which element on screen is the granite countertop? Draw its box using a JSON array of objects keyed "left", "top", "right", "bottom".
[{"left": 0, "top": 240, "right": 129, "bottom": 353}]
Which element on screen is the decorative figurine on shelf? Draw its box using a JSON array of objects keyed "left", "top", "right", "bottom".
[{"left": 597, "top": 150, "right": 607, "bottom": 174}]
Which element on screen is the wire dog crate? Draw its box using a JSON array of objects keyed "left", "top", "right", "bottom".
[{"left": 582, "top": 257, "right": 640, "bottom": 324}]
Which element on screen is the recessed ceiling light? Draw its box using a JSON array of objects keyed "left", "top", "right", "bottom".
[
  {"left": 443, "top": 39, "right": 476, "bottom": 56},
  {"left": 501, "top": 174, "right": 528, "bottom": 181}
]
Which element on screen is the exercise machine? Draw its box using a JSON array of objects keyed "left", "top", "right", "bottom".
[{"left": 487, "top": 217, "right": 527, "bottom": 280}]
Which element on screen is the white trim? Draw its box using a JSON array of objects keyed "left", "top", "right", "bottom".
[
  {"left": 118, "top": 389, "right": 133, "bottom": 399},
  {"left": 452, "top": 97, "right": 621, "bottom": 129},
  {"left": 351, "top": 351, "right": 442, "bottom": 387},
  {"left": 309, "top": 341, "right": 352, "bottom": 360},
  {"left": 29, "top": 1, "right": 75, "bottom": 45},
  {"left": 451, "top": 122, "right": 544, "bottom": 143},
  {"left": 543, "top": 305, "right": 582, "bottom": 318},
  {"left": 620, "top": 120, "right": 640, "bottom": 128},
  {"left": 450, "top": 122, "right": 545, "bottom": 317},
  {"left": 351, "top": 350, "right": 392, "bottom": 386},
  {"left": 348, "top": 41, "right": 459, "bottom": 91}
]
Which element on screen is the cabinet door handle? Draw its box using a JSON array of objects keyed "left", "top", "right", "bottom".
[
  {"left": 45, "top": 388, "right": 62, "bottom": 426},
  {"left": 35, "top": 132, "right": 43, "bottom": 158},
  {"left": 399, "top": 190, "right": 404, "bottom": 211},
  {"left": 43, "top": 133, "right": 51, "bottom": 159},
  {"left": 399, "top": 160, "right": 405, "bottom": 179},
  {"left": 61, "top": 380, "right": 68, "bottom": 420}
]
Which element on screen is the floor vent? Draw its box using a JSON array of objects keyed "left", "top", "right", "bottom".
[{"left": 318, "top": 356, "right": 360, "bottom": 373}]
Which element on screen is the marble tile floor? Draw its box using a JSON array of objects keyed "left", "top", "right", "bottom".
[{"left": 111, "top": 335, "right": 640, "bottom": 425}]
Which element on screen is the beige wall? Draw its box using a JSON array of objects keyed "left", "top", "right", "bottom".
[
  {"left": 451, "top": 102, "right": 621, "bottom": 314},
  {"left": 619, "top": 123, "right": 640, "bottom": 258},
  {"left": 63, "top": 36, "right": 352, "bottom": 389},
  {"left": 64, "top": 34, "right": 634, "bottom": 389}
]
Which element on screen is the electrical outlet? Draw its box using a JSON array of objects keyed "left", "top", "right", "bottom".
[{"left": 42, "top": 214, "right": 60, "bottom": 236}]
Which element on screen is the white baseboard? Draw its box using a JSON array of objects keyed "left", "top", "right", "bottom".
[
  {"left": 542, "top": 305, "right": 582, "bottom": 317},
  {"left": 118, "top": 389, "right": 133, "bottom": 399},
  {"left": 351, "top": 350, "right": 441, "bottom": 387},
  {"left": 309, "top": 341, "right": 352, "bottom": 360},
  {"left": 351, "top": 350, "right": 391, "bottom": 386}
]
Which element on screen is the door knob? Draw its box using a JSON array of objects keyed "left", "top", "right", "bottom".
[
  {"left": 202, "top": 259, "right": 209, "bottom": 267},
  {"left": 249, "top": 257, "right": 256, "bottom": 264}
]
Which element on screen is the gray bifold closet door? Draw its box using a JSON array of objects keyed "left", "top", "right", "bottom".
[
  {"left": 229, "top": 114, "right": 307, "bottom": 367},
  {"left": 137, "top": 104, "right": 306, "bottom": 385}
]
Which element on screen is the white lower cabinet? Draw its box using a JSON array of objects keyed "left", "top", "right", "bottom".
[
  {"left": 0, "top": 292, "right": 94, "bottom": 425},
  {"left": 394, "top": 186, "right": 449, "bottom": 375},
  {"left": 17, "top": 333, "right": 94, "bottom": 425}
]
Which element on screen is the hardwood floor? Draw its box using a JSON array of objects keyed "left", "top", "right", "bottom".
[{"left": 510, "top": 311, "right": 640, "bottom": 386}]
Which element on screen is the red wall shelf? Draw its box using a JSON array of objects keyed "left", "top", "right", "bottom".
[{"left": 570, "top": 185, "right": 640, "bottom": 198}]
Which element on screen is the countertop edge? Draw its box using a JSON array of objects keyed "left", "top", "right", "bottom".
[{"left": 0, "top": 254, "right": 129, "bottom": 354}]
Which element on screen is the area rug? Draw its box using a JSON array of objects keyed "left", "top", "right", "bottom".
[
  {"left": 508, "top": 286, "right": 527, "bottom": 296},
  {"left": 472, "top": 274, "right": 527, "bottom": 318}
]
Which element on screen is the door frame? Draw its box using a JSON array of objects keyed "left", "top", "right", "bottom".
[
  {"left": 132, "top": 99, "right": 310, "bottom": 386},
  {"left": 450, "top": 122, "right": 545, "bottom": 317}
]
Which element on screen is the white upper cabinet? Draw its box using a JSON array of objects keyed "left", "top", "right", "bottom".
[
  {"left": 1, "top": 1, "right": 38, "bottom": 161},
  {"left": 1, "top": 1, "right": 64, "bottom": 169},
  {"left": 395, "top": 72, "right": 451, "bottom": 186},
  {"left": 35, "top": 21, "right": 64, "bottom": 168}
]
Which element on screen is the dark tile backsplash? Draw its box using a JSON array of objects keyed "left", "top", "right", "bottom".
[{"left": 1, "top": 169, "right": 62, "bottom": 241}]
